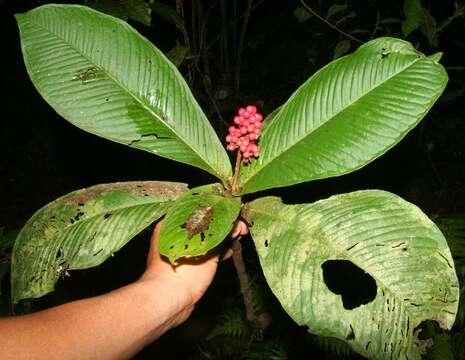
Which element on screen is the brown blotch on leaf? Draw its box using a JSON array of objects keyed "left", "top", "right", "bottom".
[
  {"left": 181, "top": 205, "right": 214, "bottom": 240},
  {"left": 62, "top": 182, "right": 188, "bottom": 206}
]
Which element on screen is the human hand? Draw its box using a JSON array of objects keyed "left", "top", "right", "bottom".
[{"left": 139, "top": 219, "right": 249, "bottom": 327}]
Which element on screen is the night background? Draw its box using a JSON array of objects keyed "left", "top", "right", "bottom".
[{"left": 0, "top": 0, "right": 464, "bottom": 358}]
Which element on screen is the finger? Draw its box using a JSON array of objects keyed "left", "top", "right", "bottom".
[
  {"left": 220, "top": 248, "right": 234, "bottom": 261},
  {"left": 231, "top": 220, "right": 249, "bottom": 239}
]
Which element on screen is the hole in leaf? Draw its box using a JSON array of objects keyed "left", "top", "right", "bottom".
[
  {"left": 264, "top": 240, "right": 269, "bottom": 247},
  {"left": 413, "top": 321, "right": 435, "bottom": 354},
  {"left": 322, "top": 260, "right": 377, "bottom": 310},
  {"left": 346, "top": 324, "right": 355, "bottom": 340}
]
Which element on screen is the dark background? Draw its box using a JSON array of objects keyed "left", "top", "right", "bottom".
[{"left": 0, "top": 0, "right": 464, "bottom": 358}]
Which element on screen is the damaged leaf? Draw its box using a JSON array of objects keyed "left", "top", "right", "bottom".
[
  {"left": 16, "top": 5, "right": 232, "bottom": 182},
  {"left": 158, "top": 184, "right": 241, "bottom": 263},
  {"left": 11, "top": 181, "right": 187, "bottom": 303},
  {"left": 241, "top": 190, "right": 459, "bottom": 359}
]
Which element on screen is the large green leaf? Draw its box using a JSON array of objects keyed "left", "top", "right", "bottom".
[
  {"left": 11, "top": 181, "right": 187, "bottom": 303},
  {"left": 158, "top": 184, "right": 241, "bottom": 263},
  {"left": 239, "top": 38, "right": 447, "bottom": 194},
  {"left": 242, "top": 191, "right": 459, "bottom": 359},
  {"left": 16, "top": 5, "right": 231, "bottom": 181}
]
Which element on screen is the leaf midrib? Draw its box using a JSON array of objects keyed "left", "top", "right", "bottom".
[
  {"left": 22, "top": 8, "right": 223, "bottom": 179},
  {"left": 242, "top": 53, "right": 427, "bottom": 189}
]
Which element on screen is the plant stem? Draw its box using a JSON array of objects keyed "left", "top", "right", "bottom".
[
  {"left": 300, "top": 0, "right": 363, "bottom": 44},
  {"left": 231, "top": 150, "right": 242, "bottom": 194},
  {"left": 437, "top": 4, "right": 465, "bottom": 34},
  {"left": 232, "top": 236, "right": 255, "bottom": 323},
  {"left": 234, "top": 0, "right": 254, "bottom": 92}
]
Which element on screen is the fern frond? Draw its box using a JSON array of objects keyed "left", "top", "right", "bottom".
[
  {"left": 207, "top": 305, "right": 250, "bottom": 341},
  {"left": 244, "top": 339, "right": 288, "bottom": 360},
  {"left": 313, "top": 335, "right": 353, "bottom": 358}
]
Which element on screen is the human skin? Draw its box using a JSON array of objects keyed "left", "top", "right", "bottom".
[{"left": 0, "top": 220, "right": 248, "bottom": 360}]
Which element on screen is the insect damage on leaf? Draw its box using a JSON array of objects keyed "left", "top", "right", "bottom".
[
  {"left": 181, "top": 205, "right": 214, "bottom": 239},
  {"left": 72, "top": 67, "right": 99, "bottom": 83}
]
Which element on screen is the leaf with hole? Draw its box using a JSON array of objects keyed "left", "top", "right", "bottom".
[
  {"left": 16, "top": 5, "right": 232, "bottom": 181},
  {"left": 242, "top": 190, "right": 459, "bottom": 359},
  {"left": 158, "top": 184, "right": 241, "bottom": 263},
  {"left": 239, "top": 37, "right": 447, "bottom": 194},
  {"left": 11, "top": 181, "right": 187, "bottom": 303}
]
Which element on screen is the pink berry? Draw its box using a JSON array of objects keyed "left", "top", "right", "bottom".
[
  {"left": 240, "top": 127, "right": 248, "bottom": 135},
  {"left": 243, "top": 151, "right": 251, "bottom": 158},
  {"left": 254, "top": 114, "right": 263, "bottom": 122},
  {"left": 226, "top": 135, "right": 232, "bottom": 142},
  {"left": 234, "top": 116, "right": 242, "bottom": 125},
  {"left": 246, "top": 105, "right": 257, "bottom": 114},
  {"left": 238, "top": 108, "right": 246, "bottom": 116},
  {"left": 250, "top": 144, "right": 258, "bottom": 153},
  {"left": 253, "top": 151, "right": 259, "bottom": 157},
  {"left": 255, "top": 121, "right": 262, "bottom": 129}
]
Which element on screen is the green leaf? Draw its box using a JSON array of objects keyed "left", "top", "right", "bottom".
[
  {"left": 261, "top": 105, "right": 282, "bottom": 133},
  {"left": 165, "top": 43, "right": 188, "bottom": 68},
  {"left": 326, "top": 4, "right": 348, "bottom": 20},
  {"left": 85, "top": 0, "right": 152, "bottom": 26},
  {"left": 122, "top": 0, "right": 152, "bottom": 26},
  {"left": 402, "top": 0, "right": 423, "bottom": 36},
  {"left": 402, "top": 0, "right": 438, "bottom": 48},
  {"left": 11, "top": 181, "right": 187, "bottom": 303},
  {"left": 333, "top": 39, "right": 351, "bottom": 59},
  {"left": 0, "top": 227, "right": 18, "bottom": 295},
  {"left": 239, "top": 37, "right": 447, "bottom": 194},
  {"left": 158, "top": 184, "right": 241, "bottom": 263},
  {"left": 242, "top": 190, "right": 459, "bottom": 359},
  {"left": 16, "top": 5, "right": 232, "bottom": 181},
  {"left": 434, "top": 214, "right": 465, "bottom": 329},
  {"left": 151, "top": 2, "right": 185, "bottom": 27},
  {"left": 293, "top": 6, "right": 312, "bottom": 23}
]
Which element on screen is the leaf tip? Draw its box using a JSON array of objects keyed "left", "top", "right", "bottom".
[{"left": 428, "top": 52, "right": 443, "bottom": 63}]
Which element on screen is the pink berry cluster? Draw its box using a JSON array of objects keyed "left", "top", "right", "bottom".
[{"left": 225, "top": 105, "right": 263, "bottom": 163}]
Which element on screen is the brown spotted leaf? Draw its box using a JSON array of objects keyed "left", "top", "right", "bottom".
[
  {"left": 242, "top": 190, "right": 459, "bottom": 359},
  {"left": 11, "top": 181, "right": 187, "bottom": 303},
  {"left": 158, "top": 183, "right": 241, "bottom": 263}
]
